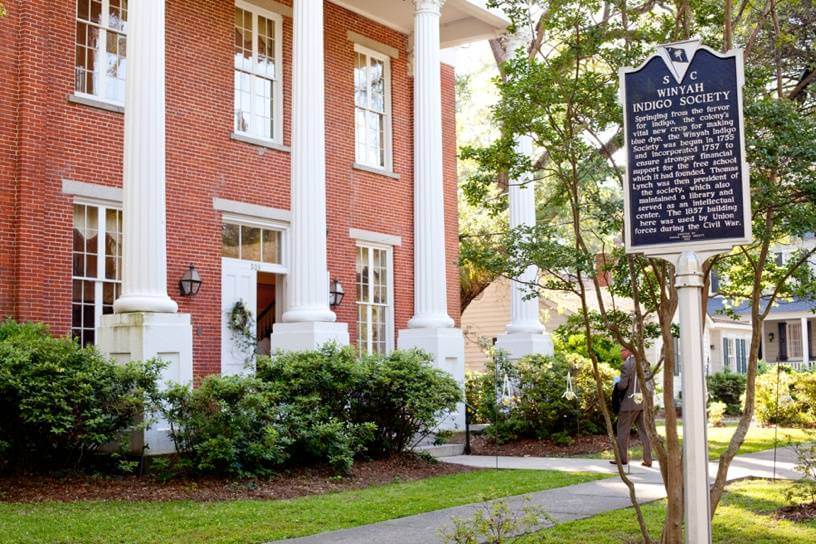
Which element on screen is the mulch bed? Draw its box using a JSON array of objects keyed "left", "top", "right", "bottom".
[
  {"left": 465, "top": 433, "right": 641, "bottom": 458},
  {"left": 0, "top": 454, "right": 477, "bottom": 503},
  {"left": 774, "top": 502, "right": 816, "bottom": 522}
]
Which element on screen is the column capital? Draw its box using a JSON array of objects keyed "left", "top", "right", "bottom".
[{"left": 414, "top": 0, "right": 446, "bottom": 15}]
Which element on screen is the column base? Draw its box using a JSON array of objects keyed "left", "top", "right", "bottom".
[
  {"left": 269, "top": 321, "right": 349, "bottom": 352},
  {"left": 398, "top": 327, "right": 465, "bottom": 430},
  {"left": 97, "top": 312, "right": 193, "bottom": 455},
  {"left": 495, "top": 331, "right": 554, "bottom": 360}
]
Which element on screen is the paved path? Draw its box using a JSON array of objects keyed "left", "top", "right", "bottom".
[{"left": 267, "top": 447, "right": 802, "bottom": 544}]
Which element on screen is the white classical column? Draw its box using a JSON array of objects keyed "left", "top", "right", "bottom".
[
  {"left": 407, "top": 0, "right": 453, "bottom": 330},
  {"left": 270, "top": 0, "right": 348, "bottom": 350},
  {"left": 801, "top": 316, "right": 809, "bottom": 366},
  {"left": 495, "top": 136, "right": 553, "bottom": 359},
  {"left": 98, "top": 0, "right": 192, "bottom": 456},
  {"left": 399, "top": 0, "right": 465, "bottom": 430},
  {"left": 113, "top": 0, "right": 176, "bottom": 315}
]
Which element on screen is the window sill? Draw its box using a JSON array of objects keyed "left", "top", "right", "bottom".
[
  {"left": 231, "top": 132, "right": 291, "bottom": 153},
  {"left": 68, "top": 93, "right": 124, "bottom": 114},
  {"left": 352, "top": 163, "right": 400, "bottom": 180}
]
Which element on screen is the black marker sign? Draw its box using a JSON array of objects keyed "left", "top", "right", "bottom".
[{"left": 620, "top": 40, "right": 751, "bottom": 255}]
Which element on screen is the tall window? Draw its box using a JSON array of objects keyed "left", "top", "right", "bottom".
[
  {"left": 356, "top": 245, "right": 393, "bottom": 355},
  {"left": 788, "top": 322, "right": 803, "bottom": 359},
  {"left": 354, "top": 45, "right": 392, "bottom": 170},
  {"left": 72, "top": 203, "right": 122, "bottom": 346},
  {"left": 234, "top": 2, "right": 282, "bottom": 142},
  {"left": 75, "top": 0, "right": 128, "bottom": 103}
]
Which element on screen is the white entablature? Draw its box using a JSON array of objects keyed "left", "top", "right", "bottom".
[{"left": 332, "top": 0, "right": 506, "bottom": 48}]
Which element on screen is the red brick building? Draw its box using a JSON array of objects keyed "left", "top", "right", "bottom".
[{"left": 0, "top": 0, "right": 504, "bottom": 445}]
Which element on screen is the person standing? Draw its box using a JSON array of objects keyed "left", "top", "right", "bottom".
[{"left": 611, "top": 352, "right": 653, "bottom": 467}]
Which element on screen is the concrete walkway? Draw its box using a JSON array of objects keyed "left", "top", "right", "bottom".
[{"left": 267, "top": 447, "right": 803, "bottom": 544}]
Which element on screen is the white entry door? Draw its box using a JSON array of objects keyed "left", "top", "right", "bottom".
[{"left": 221, "top": 258, "right": 257, "bottom": 376}]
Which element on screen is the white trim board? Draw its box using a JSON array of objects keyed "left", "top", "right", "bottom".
[
  {"left": 62, "top": 179, "right": 122, "bottom": 206},
  {"left": 347, "top": 31, "right": 399, "bottom": 59},
  {"left": 349, "top": 228, "right": 402, "bottom": 247},
  {"left": 213, "top": 197, "right": 291, "bottom": 223}
]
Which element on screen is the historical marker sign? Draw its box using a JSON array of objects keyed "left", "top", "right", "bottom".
[{"left": 620, "top": 40, "right": 751, "bottom": 256}]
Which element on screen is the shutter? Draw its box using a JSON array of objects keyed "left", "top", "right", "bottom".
[
  {"left": 778, "top": 322, "right": 788, "bottom": 361},
  {"left": 737, "top": 339, "right": 747, "bottom": 373},
  {"left": 808, "top": 320, "right": 813, "bottom": 361},
  {"left": 722, "top": 338, "right": 730, "bottom": 371}
]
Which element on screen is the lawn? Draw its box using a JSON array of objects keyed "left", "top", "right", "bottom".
[
  {"left": 591, "top": 423, "right": 816, "bottom": 460},
  {"left": 527, "top": 479, "right": 816, "bottom": 543},
  {"left": 0, "top": 469, "right": 607, "bottom": 544}
]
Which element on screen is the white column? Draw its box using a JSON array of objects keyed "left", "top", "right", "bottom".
[
  {"left": 675, "top": 251, "right": 713, "bottom": 544},
  {"left": 270, "top": 0, "right": 348, "bottom": 350},
  {"left": 113, "top": 0, "right": 176, "bottom": 315},
  {"left": 407, "top": 0, "right": 453, "bottom": 330},
  {"left": 495, "top": 136, "right": 553, "bottom": 359},
  {"left": 99, "top": 0, "right": 192, "bottom": 456},
  {"left": 399, "top": 0, "right": 464, "bottom": 430},
  {"left": 801, "top": 316, "right": 809, "bottom": 365}
]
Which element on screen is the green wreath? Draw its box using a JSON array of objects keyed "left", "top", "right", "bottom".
[{"left": 228, "top": 301, "right": 256, "bottom": 364}]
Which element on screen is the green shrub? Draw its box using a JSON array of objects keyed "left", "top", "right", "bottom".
[
  {"left": 465, "top": 371, "right": 488, "bottom": 424},
  {"left": 754, "top": 367, "right": 804, "bottom": 426},
  {"left": 707, "top": 371, "right": 746, "bottom": 415},
  {"left": 0, "top": 319, "right": 163, "bottom": 470},
  {"left": 353, "top": 350, "right": 461, "bottom": 455},
  {"left": 707, "top": 401, "right": 727, "bottom": 427},
  {"left": 474, "top": 350, "right": 615, "bottom": 443},
  {"left": 162, "top": 375, "right": 289, "bottom": 477},
  {"left": 793, "top": 372, "right": 816, "bottom": 425}
]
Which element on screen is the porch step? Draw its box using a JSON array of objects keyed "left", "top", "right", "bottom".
[{"left": 413, "top": 443, "right": 466, "bottom": 458}]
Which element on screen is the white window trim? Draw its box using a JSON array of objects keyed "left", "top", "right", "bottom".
[
  {"left": 353, "top": 43, "right": 394, "bottom": 173},
  {"left": 355, "top": 240, "right": 395, "bottom": 355},
  {"left": 74, "top": 0, "right": 127, "bottom": 105},
  {"left": 234, "top": 0, "right": 285, "bottom": 145}
]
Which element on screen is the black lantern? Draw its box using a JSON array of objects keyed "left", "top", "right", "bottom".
[
  {"left": 329, "top": 278, "right": 345, "bottom": 307},
  {"left": 179, "top": 264, "right": 202, "bottom": 297}
]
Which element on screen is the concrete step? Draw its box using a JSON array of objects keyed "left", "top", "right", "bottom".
[{"left": 412, "top": 443, "right": 466, "bottom": 458}]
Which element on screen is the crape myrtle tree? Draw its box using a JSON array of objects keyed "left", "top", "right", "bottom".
[{"left": 460, "top": 0, "right": 816, "bottom": 542}]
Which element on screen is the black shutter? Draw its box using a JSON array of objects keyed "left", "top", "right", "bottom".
[
  {"left": 778, "top": 322, "right": 788, "bottom": 361},
  {"left": 808, "top": 320, "right": 813, "bottom": 362}
]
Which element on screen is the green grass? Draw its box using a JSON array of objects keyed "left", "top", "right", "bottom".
[
  {"left": 0, "top": 469, "right": 607, "bottom": 544},
  {"left": 589, "top": 423, "right": 816, "bottom": 460},
  {"left": 526, "top": 479, "right": 816, "bottom": 543}
]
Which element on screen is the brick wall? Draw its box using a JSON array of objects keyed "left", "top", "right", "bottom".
[{"left": 3, "top": 0, "right": 462, "bottom": 381}]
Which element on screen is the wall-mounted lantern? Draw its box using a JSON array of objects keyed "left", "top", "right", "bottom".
[
  {"left": 768, "top": 331, "right": 775, "bottom": 343},
  {"left": 329, "top": 279, "right": 345, "bottom": 307},
  {"left": 179, "top": 264, "right": 202, "bottom": 297}
]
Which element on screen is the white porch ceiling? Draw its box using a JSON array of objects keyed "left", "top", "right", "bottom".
[{"left": 330, "top": 0, "right": 508, "bottom": 48}]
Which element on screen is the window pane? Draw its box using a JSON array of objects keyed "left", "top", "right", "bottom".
[
  {"left": 109, "top": 0, "right": 128, "bottom": 32},
  {"left": 234, "top": 7, "right": 252, "bottom": 72},
  {"left": 354, "top": 53, "right": 367, "bottom": 107},
  {"left": 370, "top": 58, "right": 385, "bottom": 113},
  {"left": 261, "top": 229, "right": 280, "bottom": 264},
  {"left": 241, "top": 225, "right": 261, "bottom": 262},
  {"left": 357, "top": 247, "right": 369, "bottom": 302},
  {"left": 257, "top": 16, "right": 276, "bottom": 79},
  {"left": 222, "top": 223, "right": 240, "bottom": 258}
]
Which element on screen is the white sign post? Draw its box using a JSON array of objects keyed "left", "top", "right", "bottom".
[{"left": 620, "top": 40, "right": 751, "bottom": 544}]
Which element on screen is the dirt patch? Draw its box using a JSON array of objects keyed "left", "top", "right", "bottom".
[
  {"left": 774, "top": 502, "right": 816, "bottom": 522},
  {"left": 465, "top": 433, "right": 639, "bottom": 458},
  {"left": 0, "top": 454, "right": 477, "bottom": 503}
]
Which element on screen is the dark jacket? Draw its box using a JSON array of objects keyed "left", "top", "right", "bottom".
[{"left": 616, "top": 356, "right": 644, "bottom": 412}]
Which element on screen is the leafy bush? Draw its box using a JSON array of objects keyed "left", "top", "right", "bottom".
[
  {"left": 707, "top": 371, "right": 746, "bottom": 415},
  {"left": 707, "top": 401, "right": 727, "bottom": 427},
  {"left": 754, "top": 367, "right": 809, "bottom": 427},
  {"left": 162, "top": 375, "right": 289, "bottom": 477},
  {"left": 0, "top": 319, "right": 163, "bottom": 470},
  {"left": 787, "top": 442, "right": 816, "bottom": 505},
  {"left": 472, "top": 350, "right": 615, "bottom": 443},
  {"left": 353, "top": 350, "right": 461, "bottom": 455},
  {"left": 257, "top": 345, "right": 459, "bottom": 468}
]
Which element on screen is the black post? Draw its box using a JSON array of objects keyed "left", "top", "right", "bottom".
[{"left": 464, "top": 404, "right": 472, "bottom": 455}]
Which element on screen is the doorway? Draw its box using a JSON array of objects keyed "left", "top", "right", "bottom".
[{"left": 221, "top": 259, "right": 284, "bottom": 375}]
